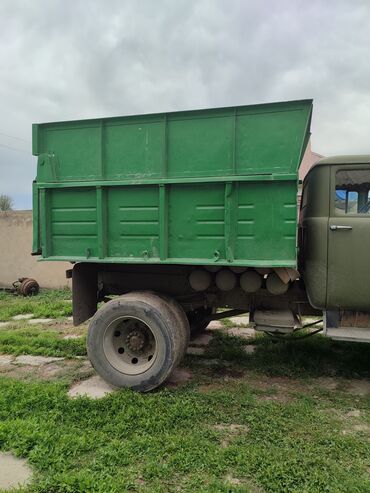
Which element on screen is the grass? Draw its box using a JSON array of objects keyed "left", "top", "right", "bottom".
[
  {"left": 0, "top": 376, "right": 369, "bottom": 492},
  {"left": 203, "top": 330, "right": 370, "bottom": 379},
  {"left": 0, "top": 290, "right": 369, "bottom": 492},
  {"left": 0, "top": 327, "right": 86, "bottom": 358},
  {"left": 0, "top": 289, "right": 72, "bottom": 321}
]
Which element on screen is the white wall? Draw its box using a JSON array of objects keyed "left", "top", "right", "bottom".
[{"left": 0, "top": 211, "right": 71, "bottom": 289}]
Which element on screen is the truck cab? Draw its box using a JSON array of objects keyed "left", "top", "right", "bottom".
[{"left": 300, "top": 155, "right": 370, "bottom": 342}]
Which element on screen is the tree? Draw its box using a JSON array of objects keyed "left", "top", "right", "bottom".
[{"left": 0, "top": 194, "right": 13, "bottom": 211}]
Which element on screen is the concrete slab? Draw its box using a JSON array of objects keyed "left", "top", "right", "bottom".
[
  {"left": 28, "top": 318, "right": 54, "bottom": 325},
  {"left": 0, "top": 321, "right": 10, "bottom": 328},
  {"left": 228, "top": 315, "right": 250, "bottom": 326},
  {"left": 227, "top": 327, "right": 256, "bottom": 339},
  {"left": 14, "top": 355, "right": 64, "bottom": 366},
  {"left": 12, "top": 313, "right": 34, "bottom": 320},
  {"left": 190, "top": 333, "right": 213, "bottom": 347},
  {"left": 186, "top": 346, "right": 205, "bottom": 355},
  {"left": 0, "top": 355, "right": 14, "bottom": 367},
  {"left": 68, "top": 375, "right": 116, "bottom": 399},
  {"left": 207, "top": 320, "right": 223, "bottom": 330},
  {"left": 0, "top": 452, "right": 32, "bottom": 490},
  {"left": 39, "top": 363, "right": 65, "bottom": 378},
  {"left": 243, "top": 345, "right": 256, "bottom": 354}
]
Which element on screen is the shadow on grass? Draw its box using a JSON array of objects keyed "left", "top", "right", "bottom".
[{"left": 194, "top": 330, "right": 370, "bottom": 380}]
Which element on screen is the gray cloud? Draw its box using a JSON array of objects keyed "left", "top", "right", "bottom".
[{"left": 0, "top": 0, "right": 369, "bottom": 208}]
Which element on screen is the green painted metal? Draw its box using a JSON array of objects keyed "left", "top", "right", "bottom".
[{"left": 32, "top": 99, "right": 312, "bottom": 267}]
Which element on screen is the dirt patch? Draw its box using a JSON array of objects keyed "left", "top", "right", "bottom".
[
  {"left": 240, "top": 374, "right": 309, "bottom": 403},
  {"left": 197, "top": 382, "right": 226, "bottom": 394},
  {"left": 225, "top": 475, "right": 241, "bottom": 486},
  {"left": 189, "top": 333, "right": 213, "bottom": 346},
  {"left": 205, "top": 366, "right": 246, "bottom": 380},
  {"left": 214, "top": 423, "right": 250, "bottom": 447},
  {"left": 346, "top": 380, "right": 370, "bottom": 396},
  {"left": 224, "top": 476, "right": 265, "bottom": 493},
  {"left": 187, "top": 346, "right": 205, "bottom": 355},
  {"left": 322, "top": 406, "right": 370, "bottom": 438},
  {"left": 166, "top": 368, "right": 192, "bottom": 387},
  {"left": 312, "top": 377, "right": 370, "bottom": 396},
  {"left": 14, "top": 355, "right": 64, "bottom": 366},
  {"left": 346, "top": 410, "right": 361, "bottom": 418},
  {"left": 314, "top": 377, "right": 338, "bottom": 391},
  {"left": 257, "top": 392, "right": 295, "bottom": 404},
  {"left": 342, "top": 423, "right": 370, "bottom": 436},
  {"left": 214, "top": 423, "right": 250, "bottom": 433},
  {"left": 243, "top": 374, "right": 305, "bottom": 392}
]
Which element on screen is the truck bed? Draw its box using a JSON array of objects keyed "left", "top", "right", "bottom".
[{"left": 32, "top": 99, "right": 312, "bottom": 267}]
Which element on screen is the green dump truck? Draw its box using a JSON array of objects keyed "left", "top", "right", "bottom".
[{"left": 32, "top": 99, "right": 370, "bottom": 391}]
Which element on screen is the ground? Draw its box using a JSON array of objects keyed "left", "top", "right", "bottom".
[{"left": 0, "top": 289, "right": 369, "bottom": 493}]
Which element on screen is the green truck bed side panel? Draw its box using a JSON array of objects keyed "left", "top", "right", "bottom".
[{"left": 33, "top": 99, "right": 312, "bottom": 267}]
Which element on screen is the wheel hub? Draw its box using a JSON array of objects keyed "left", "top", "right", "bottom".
[
  {"left": 126, "top": 330, "right": 145, "bottom": 352},
  {"left": 103, "top": 316, "right": 157, "bottom": 376}
]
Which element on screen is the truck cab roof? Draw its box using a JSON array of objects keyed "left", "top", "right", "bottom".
[{"left": 315, "top": 155, "right": 370, "bottom": 166}]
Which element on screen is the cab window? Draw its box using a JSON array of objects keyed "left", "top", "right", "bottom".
[{"left": 335, "top": 169, "right": 370, "bottom": 215}]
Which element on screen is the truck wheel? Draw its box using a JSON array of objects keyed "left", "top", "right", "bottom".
[
  {"left": 87, "top": 292, "right": 184, "bottom": 392},
  {"left": 157, "top": 295, "right": 190, "bottom": 363}
]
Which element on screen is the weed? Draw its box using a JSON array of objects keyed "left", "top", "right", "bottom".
[
  {"left": 0, "top": 289, "right": 72, "bottom": 322},
  {"left": 0, "top": 327, "right": 86, "bottom": 358},
  {"left": 0, "top": 290, "right": 369, "bottom": 492}
]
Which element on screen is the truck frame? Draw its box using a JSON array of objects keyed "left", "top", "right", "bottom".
[{"left": 32, "top": 100, "right": 370, "bottom": 391}]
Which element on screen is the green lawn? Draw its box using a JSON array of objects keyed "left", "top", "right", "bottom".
[
  {"left": 0, "top": 290, "right": 369, "bottom": 492},
  {"left": 0, "top": 289, "right": 72, "bottom": 321}
]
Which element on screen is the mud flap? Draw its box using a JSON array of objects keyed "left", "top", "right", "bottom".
[{"left": 72, "top": 263, "right": 98, "bottom": 326}]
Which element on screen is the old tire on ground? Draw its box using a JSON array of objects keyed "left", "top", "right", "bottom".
[{"left": 87, "top": 291, "right": 184, "bottom": 392}]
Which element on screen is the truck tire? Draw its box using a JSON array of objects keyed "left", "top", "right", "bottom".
[
  {"left": 156, "top": 294, "right": 190, "bottom": 364},
  {"left": 87, "top": 292, "right": 184, "bottom": 392}
]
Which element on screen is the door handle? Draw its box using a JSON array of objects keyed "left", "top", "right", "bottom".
[{"left": 330, "top": 225, "right": 352, "bottom": 231}]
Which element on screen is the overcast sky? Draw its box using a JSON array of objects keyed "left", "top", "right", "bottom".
[{"left": 0, "top": 0, "right": 369, "bottom": 209}]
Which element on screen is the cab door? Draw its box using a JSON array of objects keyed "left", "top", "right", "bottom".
[{"left": 327, "top": 165, "right": 370, "bottom": 311}]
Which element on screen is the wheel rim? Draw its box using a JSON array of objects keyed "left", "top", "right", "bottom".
[{"left": 103, "top": 316, "right": 157, "bottom": 375}]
